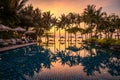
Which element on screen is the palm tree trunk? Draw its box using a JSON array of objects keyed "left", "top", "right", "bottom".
[
  {"left": 75, "top": 33, "right": 77, "bottom": 46},
  {"left": 100, "top": 32, "right": 102, "bottom": 39},
  {"left": 65, "top": 28, "right": 67, "bottom": 49},
  {"left": 71, "top": 33, "right": 72, "bottom": 44},
  {"left": 117, "top": 29, "right": 120, "bottom": 39},
  {"left": 110, "top": 33, "right": 113, "bottom": 38},
  {"left": 68, "top": 32, "right": 69, "bottom": 46},
  {"left": 64, "top": 29, "right": 66, "bottom": 41},
  {"left": 59, "top": 28, "right": 61, "bottom": 41},
  {"left": 54, "top": 26, "right": 56, "bottom": 42},
  {"left": 85, "top": 34, "right": 87, "bottom": 40},
  {"left": 105, "top": 33, "right": 107, "bottom": 38}
]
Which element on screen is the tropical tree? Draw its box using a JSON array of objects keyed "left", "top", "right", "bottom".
[
  {"left": 42, "top": 11, "right": 54, "bottom": 42},
  {"left": 116, "top": 17, "right": 120, "bottom": 39},
  {"left": 108, "top": 14, "right": 119, "bottom": 38},
  {"left": 58, "top": 14, "right": 69, "bottom": 41},
  {"left": 19, "top": 4, "right": 34, "bottom": 30},
  {"left": 0, "top": 0, "right": 28, "bottom": 27},
  {"left": 32, "top": 8, "right": 44, "bottom": 41},
  {"left": 51, "top": 17, "right": 58, "bottom": 42},
  {"left": 94, "top": 7, "right": 106, "bottom": 38},
  {"left": 82, "top": 5, "right": 96, "bottom": 38},
  {"left": 66, "top": 13, "right": 76, "bottom": 43},
  {"left": 67, "top": 27, "right": 82, "bottom": 45}
]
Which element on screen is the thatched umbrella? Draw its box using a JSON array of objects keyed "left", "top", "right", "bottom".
[
  {"left": 0, "top": 24, "right": 12, "bottom": 38},
  {"left": 25, "top": 30, "right": 35, "bottom": 34},
  {"left": 13, "top": 27, "right": 26, "bottom": 38},
  {"left": 24, "top": 30, "right": 36, "bottom": 39},
  {"left": 0, "top": 24, "right": 12, "bottom": 31},
  {"left": 13, "top": 27, "right": 26, "bottom": 32}
]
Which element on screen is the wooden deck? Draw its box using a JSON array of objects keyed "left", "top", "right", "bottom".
[{"left": 0, "top": 42, "right": 37, "bottom": 53}]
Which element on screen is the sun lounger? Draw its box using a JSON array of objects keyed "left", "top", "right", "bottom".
[
  {"left": 22, "top": 38, "right": 29, "bottom": 43},
  {"left": 11, "top": 39, "right": 16, "bottom": 45},
  {"left": 0, "top": 39, "right": 8, "bottom": 47},
  {"left": 16, "top": 39, "right": 24, "bottom": 44}
]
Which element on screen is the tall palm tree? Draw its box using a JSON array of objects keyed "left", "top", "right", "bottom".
[
  {"left": 19, "top": 4, "right": 34, "bottom": 30},
  {"left": 67, "top": 27, "right": 81, "bottom": 46},
  {"left": 42, "top": 11, "right": 53, "bottom": 42},
  {"left": 94, "top": 7, "right": 106, "bottom": 38},
  {"left": 51, "top": 17, "right": 57, "bottom": 42},
  {"left": 82, "top": 5, "right": 96, "bottom": 38},
  {"left": 58, "top": 14, "right": 67, "bottom": 41},
  {"left": 116, "top": 17, "right": 120, "bottom": 39},
  {"left": 67, "top": 12, "right": 76, "bottom": 43},
  {"left": 74, "top": 13, "right": 82, "bottom": 41},
  {"left": 32, "top": 8, "right": 43, "bottom": 41},
  {"left": 108, "top": 14, "right": 119, "bottom": 38}
]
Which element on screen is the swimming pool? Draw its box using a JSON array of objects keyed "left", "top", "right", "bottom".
[{"left": 0, "top": 43, "right": 120, "bottom": 80}]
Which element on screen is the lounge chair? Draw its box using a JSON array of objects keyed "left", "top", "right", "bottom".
[
  {"left": 27, "top": 39, "right": 33, "bottom": 43},
  {"left": 11, "top": 39, "right": 16, "bottom": 45},
  {"left": 16, "top": 39, "right": 24, "bottom": 44},
  {"left": 22, "top": 38, "right": 29, "bottom": 43},
  {"left": 0, "top": 39, "right": 8, "bottom": 47}
]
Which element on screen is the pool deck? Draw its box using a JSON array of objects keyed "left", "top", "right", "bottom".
[{"left": 0, "top": 42, "right": 37, "bottom": 53}]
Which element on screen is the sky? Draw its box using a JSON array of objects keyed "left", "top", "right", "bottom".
[{"left": 26, "top": 0, "right": 120, "bottom": 17}]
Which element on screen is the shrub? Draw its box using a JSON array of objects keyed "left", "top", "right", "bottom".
[
  {"left": 97, "top": 38, "right": 116, "bottom": 46},
  {"left": 87, "top": 37, "right": 98, "bottom": 43},
  {"left": 114, "top": 40, "right": 120, "bottom": 45},
  {"left": 87, "top": 38, "right": 119, "bottom": 46}
]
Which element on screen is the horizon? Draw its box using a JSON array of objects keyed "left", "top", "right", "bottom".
[{"left": 26, "top": 0, "right": 120, "bottom": 17}]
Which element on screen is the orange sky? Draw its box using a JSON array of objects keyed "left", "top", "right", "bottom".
[{"left": 26, "top": 0, "right": 120, "bottom": 17}]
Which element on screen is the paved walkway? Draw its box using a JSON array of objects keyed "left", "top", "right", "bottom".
[{"left": 0, "top": 42, "right": 37, "bottom": 53}]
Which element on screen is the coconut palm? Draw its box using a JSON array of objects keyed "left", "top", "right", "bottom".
[
  {"left": 32, "top": 8, "right": 43, "bottom": 41},
  {"left": 101, "top": 14, "right": 118, "bottom": 38},
  {"left": 67, "top": 27, "right": 82, "bottom": 45},
  {"left": 66, "top": 13, "right": 76, "bottom": 43},
  {"left": 82, "top": 5, "right": 96, "bottom": 38},
  {"left": 0, "top": 0, "right": 28, "bottom": 26},
  {"left": 19, "top": 4, "right": 34, "bottom": 30},
  {"left": 94, "top": 7, "right": 106, "bottom": 38},
  {"left": 74, "top": 13, "right": 82, "bottom": 41},
  {"left": 51, "top": 17, "right": 58, "bottom": 42},
  {"left": 116, "top": 17, "right": 120, "bottom": 39},
  {"left": 58, "top": 14, "right": 67, "bottom": 41},
  {"left": 42, "top": 11, "right": 53, "bottom": 42},
  {"left": 108, "top": 14, "right": 119, "bottom": 38}
]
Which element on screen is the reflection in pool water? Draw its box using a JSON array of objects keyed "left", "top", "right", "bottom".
[{"left": 0, "top": 42, "right": 120, "bottom": 80}]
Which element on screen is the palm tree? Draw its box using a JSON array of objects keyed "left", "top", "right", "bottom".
[
  {"left": 51, "top": 17, "right": 58, "bottom": 42},
  {"left": 32, "top": 8, "right": 43, "bottom": 41},
  {"left": 82, "top": 5, "right": 96, "bottom": 38},
  {"left": 58, "top": 14, "right": 67, "bottom": 41},
  {"left": 116, "top": 17, "right": 120, "bottom": 39},
  {"left": 67, "top": 13, "right": 76, "bottom": 43},
  {"left": 94, "top": 7, "right": 106, "bottom": 39},
  {"left": 0, "top": 0, "right": 28, "bottom": 26},
  {"left": 108, "top": 14, "right": 119, "bottom": 38},
  {"left": 101, "top": 14, "right": 118, "bottom": 39},
  {"left": 19, "top": 4, "right": 34, "bottom": 30},
  {"left": 67, "top": 27, "right": 81, "bottom": 45},
  {"left": 42, "top": 11, "right": 53, "bottom": 42}
]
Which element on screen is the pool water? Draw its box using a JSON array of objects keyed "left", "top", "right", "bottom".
[{"left": 0, "top": 43, "right": 120, "bottom": 80}]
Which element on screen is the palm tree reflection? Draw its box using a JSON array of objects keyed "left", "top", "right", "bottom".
[
  {"left": 0, "top": 45, "right": 56, "bottom": 79},
  {"left": 0, "top": 44, "right": 119, "bottom": 80}
]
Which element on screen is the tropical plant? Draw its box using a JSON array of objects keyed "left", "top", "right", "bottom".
[
  {"left": 19, "top": 4, "right": 34, "bottom": 30},
  {"left": 0, "top": 0, "right": 28, "bottom": 27},
  {"left": 82, "top": 5, "right": 96, "bottom": 38},
  {"left": 42, "top": 11, "right": 54, "bottom": 41}
]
